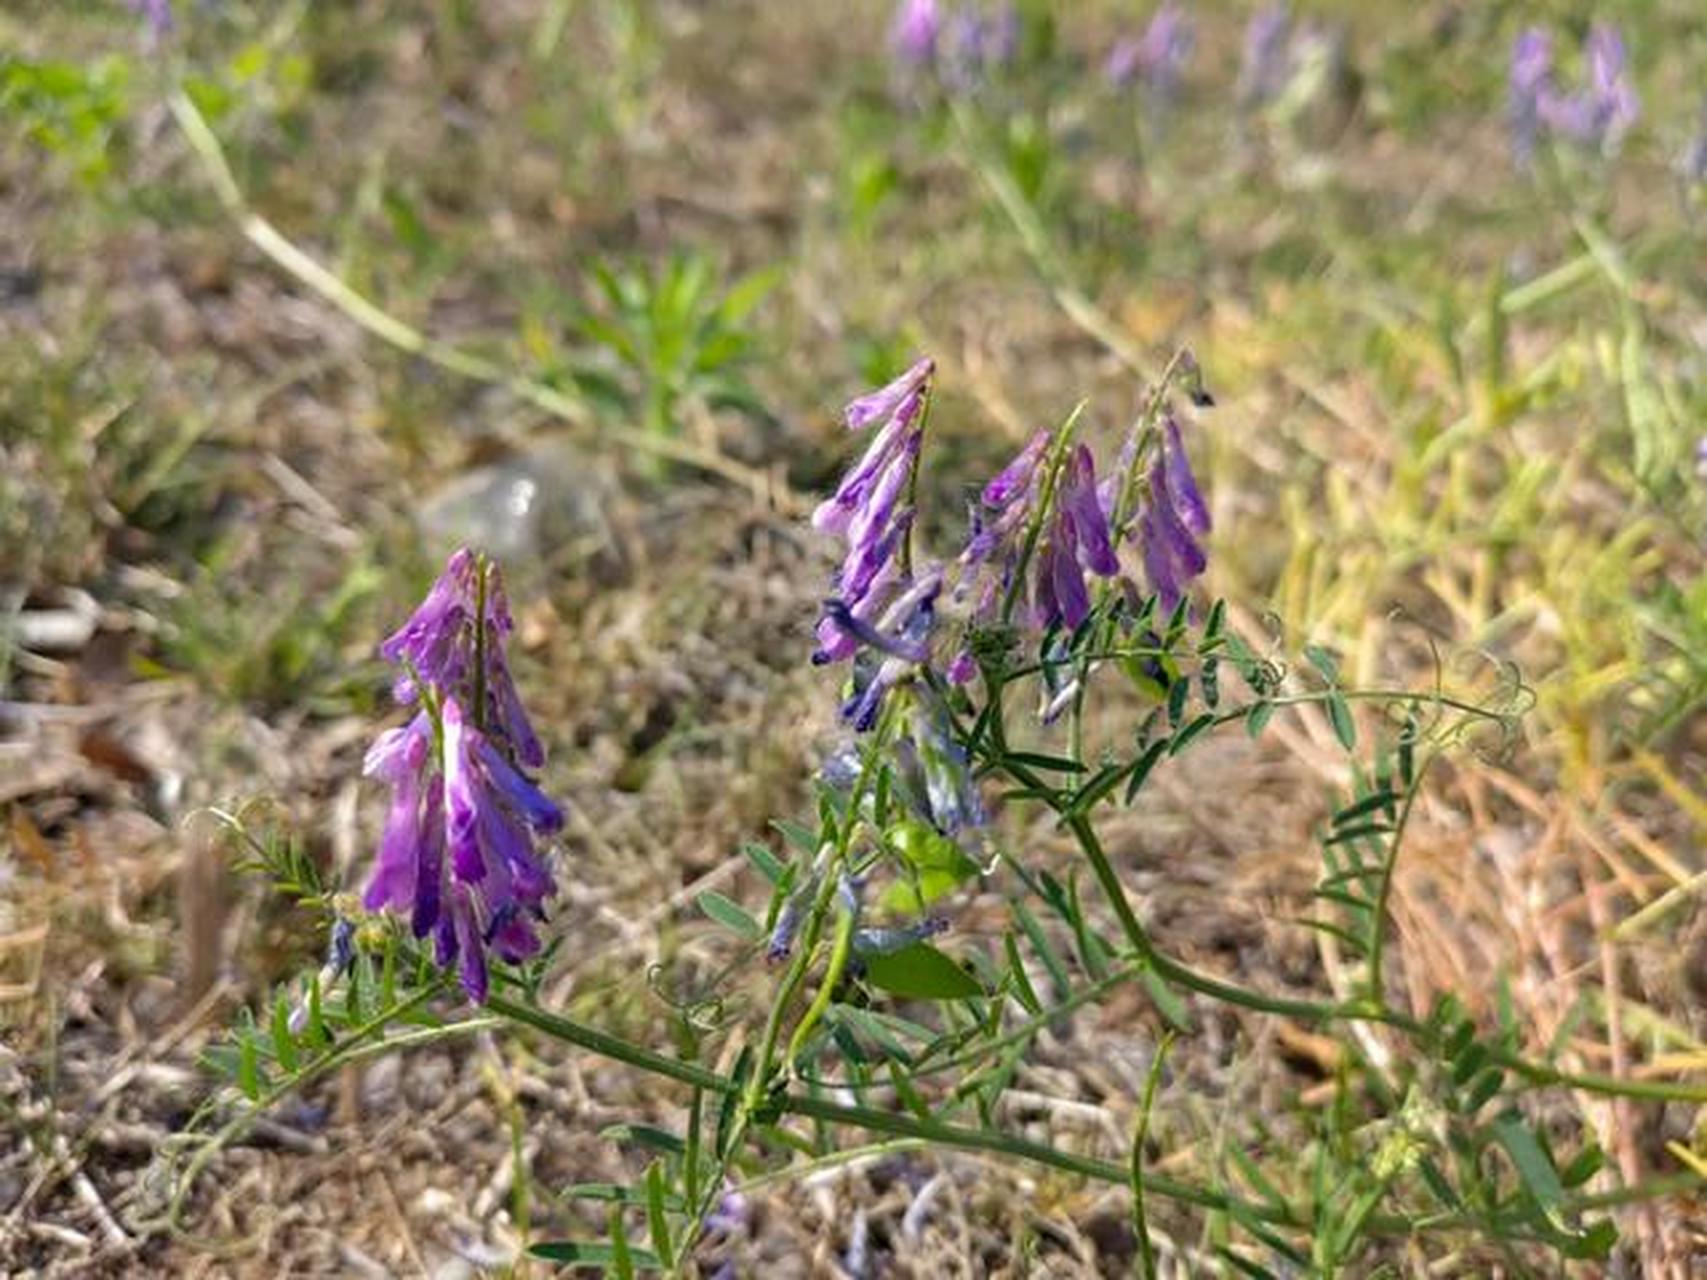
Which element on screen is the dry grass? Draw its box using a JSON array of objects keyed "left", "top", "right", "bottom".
[{"left": 3, "top": 1, "right": 1705, "bottom": 1275}]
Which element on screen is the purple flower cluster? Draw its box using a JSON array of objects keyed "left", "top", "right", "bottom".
[
  {"left": 363, "top": 549, "right": 563, "bottom": 1002},
  {"left": 813, "top": 359, "right": 946, "bottom": 730},
  {"left": 949, "top": 429, "right": 1120, "bottom": 678},
  {"left": 1510, "top": 23, "right": 1640, "bottom": 162},
  {"left": 1106, "top": 2, "right": 1194, "bottom": 103},
  {"left": 891, "top": 0, "right": 1017, "bottom": 91}
]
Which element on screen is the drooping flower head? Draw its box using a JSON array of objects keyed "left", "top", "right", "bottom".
[
  {"left": 364, "top": 549, "right": 563, "bottom": 1002},
  {"left": 811, "top": 360, "right": 941, "bottom": 728},
  {"left": 1131, "top": 415, "right": 1211, "bottom": 612},
  {"left": 379, "top": 548, "right": 544, "bottom": 769},
  {"left": 954, "top": 429, "right": 1119, "bottom": 650}
]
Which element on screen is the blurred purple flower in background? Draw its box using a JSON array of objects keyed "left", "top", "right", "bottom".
[
  {"left": 363, "top": 549, "right": 563, "bottom": 1002},
  {"left": 1509, "top": 28, "right": 1552, "bottom": 164},
  {"left": 1512, "top": 22, "right": 1640, "bottom": 163},
  {"left": 128, "top": 0, "right": 173, "bottom": 42},
  {"left": 1238, "top": 3, "right": 1293, "bottom": 110},
  {"left": 942, "top": 4, "right": 1018, "bottom": 92},
  {"left": 891, "top": 0, "right": 943, "bottom": 68},
  {"left": 1107, "top": 2, "right": 1194, "bottom": 103},
  {"left": 892, "top": 0, "right": 1016, "bottom": 93}
]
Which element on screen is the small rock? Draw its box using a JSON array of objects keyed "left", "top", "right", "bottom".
[{"left": 416, "top": 441, "right": 614, "bottom": 576}]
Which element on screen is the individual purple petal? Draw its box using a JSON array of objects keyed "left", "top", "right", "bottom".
[
  {"left": 453, "top": 897, "right": 488, "bottom": 1003},
  {"left": 1140, "top": 459, "right": 1208, "bottom": 610},
  {"left": 484, "top": 657, "right": 545, "bottom": 770},
  {"left": 1062, "top": 444, "right": 1119, "bottom": 576},
  {"left": 821, "top": 599, "right": 930, "bottom": 663},
  {"left": 946, "top": 648, "right": 977, "bottom": 685},
  {"left": 981, "top": 430, "right": 1049, "bottom": 508},
  {"left": 814, "top": 402, "right": 916, "bottom": 533},
  {"left": 442, "top": 698, "right": 484, "bottom": 882},
  {"left": 480, "top": 802, "right": 553, "bottom": 902},
  {"left": 364, "top": 764, "right": 424, "bottom": 913},
  {"left": 488, "top": 907, "right": 543, "bottom": 964},
  {"left": 381, "top": 548, "right": 476, "bottom": 666},
  {"left": 473, "top": 736, "right": 565, "bottom": 833},
  {"left": 1044, "top": 520, "right": 1091, "bottom": 630},
  {"left": 1138, "top": 504, "right": 1183, "bottom": 610},
  {"left": 1162, "top": 416, "right": 1211, "bottom": 536},
  {"left": 839, "top": 509, "right": 913, "bottom": 606},
  {"left": 846, "top": 443, "right": 916, "bottom": 564},
  {"left": 412, "top": 786, "right": 445, "bottom": 940},
  {"left": 843, "top": 358, "right": 934, "bottom": 432}
]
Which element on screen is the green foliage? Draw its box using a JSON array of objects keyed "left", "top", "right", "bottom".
[{"left": 565, "top": 250, "right": 777, "bottom": 465}]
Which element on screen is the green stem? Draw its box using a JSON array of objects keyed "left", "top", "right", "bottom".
[{"left": 1364, "top": 743, "right": 1433, "bottom": 1007}]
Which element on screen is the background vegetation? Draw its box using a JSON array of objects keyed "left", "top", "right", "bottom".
[{"left": 2, "top": 0, "right": 1704, "bottom": 1274}]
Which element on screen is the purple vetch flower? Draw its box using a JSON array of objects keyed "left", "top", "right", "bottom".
[
  {"left": 1035, "top": 444, "right": 1119, "bottom": 631},
  {"left": 837, "top": 570, "right": 944, "bottom": 731},
  {"left": 812, "top": 360, "right": 935, "bottom": 672},
  {"left": 364, "top": 549, "right": 562, "bottom": 1002},
  {"left": 128, "top": 0, "right": 173, "bottom": 41},
  {"left": 891, "top": 0, "right": 943, "bottom": 70},
  {"left": 1238, "top": 3, "right": 1292, "bottom": 110},
  {"left": 941, "top": 2, "right": 1018, "bottom": 91},
  {"left": 1584, "top": 23, "right": 1640, "bottom": 149},
  {"left": 946, "top": 429, "right": 1049, "bottom": 680},
  {"left": 1133, "top": 416, "right": 1211, "bottom": 611},
  {"left": 381, "top": 550, "right": 544, "bottom": 768},
  {"left": 703, "top": 1186, "right": 750, "bottom": 1243},
  {"left": 1510, "top": 28, "right": 1552, "bottom": 165},
  {"left": 1696, "top": 436, "right": 1707, "bottom": 482},
  {"left": 1518, "top": 23, "right": 1641, "bottom": 161},
  {"left": 842, "top": 357, "right": 935, "bottom": 434},
  {"left": 1108, "top": 2, "right": 1194, "bottom": 102}
]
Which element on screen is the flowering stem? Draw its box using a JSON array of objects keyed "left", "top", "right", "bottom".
[{"left": 782, "top": 894, "right": 856, "bottom": 1068}]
